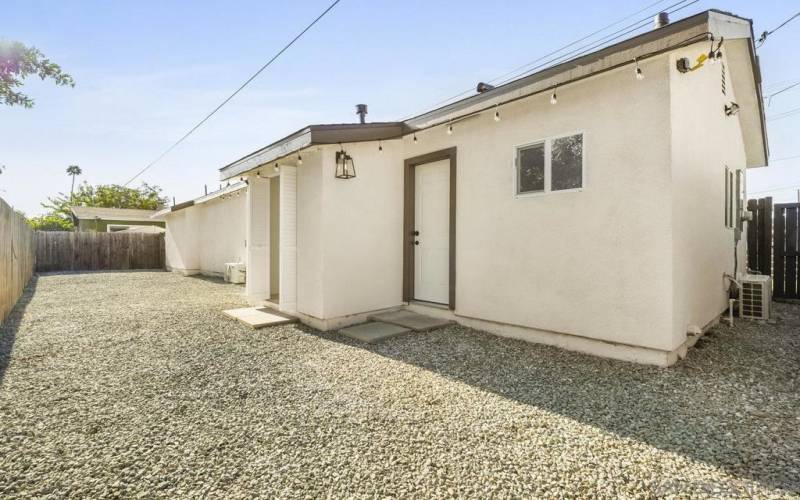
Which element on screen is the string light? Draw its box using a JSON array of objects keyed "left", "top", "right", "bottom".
[
  {"left": 446, "top": 121, "right": 453, "bottom": 135},
  {"left": 297, "top": 154, "right": 303, "bottom": 165},
  {"left": 413, "top": 133, "right": 418, "bottom": 144},
  {"left": 550, "top": 87, "right": 558, "bottom": 105},
  {"left": 494, "top": 105, "right": 501, "bottom": 122},
  {"left": 634, "top": 58, "right": 644, "bottom": 80},
  {"left": 378, "top": 141, "right": 383, "bottom": 153},
  {"left": 274, "top": 163, "right": 279, "bottom": 173}
]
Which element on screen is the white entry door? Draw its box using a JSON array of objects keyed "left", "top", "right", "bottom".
[{"left": 414, "top": 159, "right": 450, "bottom": 304}]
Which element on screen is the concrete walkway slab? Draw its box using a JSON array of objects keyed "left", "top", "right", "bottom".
[
  {"left": 368, "top": 310, "right": 453, "bottom": 332},
  {"left": 339, "top": 322, "right": 411, "bottom": 344},
  {"left": 223, "top": 307, "right": 297, "bottom": 329}
]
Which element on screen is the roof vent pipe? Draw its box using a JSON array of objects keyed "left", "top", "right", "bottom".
[
  {"left": 356, "top": 104, "right": 368, "bottom": 124},
  {"left": 654, "top": 12, "right": 669, "bottom": 29},
  {"left": 476, "top": 82, "right": 496, "bottom": 93}
]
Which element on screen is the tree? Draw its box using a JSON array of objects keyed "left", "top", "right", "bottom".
[
  {"left": 27, "top": 213, "right": 74, "bottom": 231},
  {"left": 66, "top": 165, "right": 82, "bottom": 197},
  {"left": 41, "top": 182, "right": 168, "bottom": 221},
  {"left": 1, "top": 39, "right": 75, "bottom": 108}
]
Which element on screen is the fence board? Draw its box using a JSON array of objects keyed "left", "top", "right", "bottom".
[
  {"left": 774, "top": 205, "right": 786, "bottom": 297},
  {"left": 746, "top": 199, "right": 758, "bottom": 271},
  {"left": 0, "top": 197, "right": 36, "bottom": 325},
  {"left": 785, "top": 206, "right": 799, "bottom": 297},
  {"left": 35, "top": 231, "right": 164, "bottom": 272}
]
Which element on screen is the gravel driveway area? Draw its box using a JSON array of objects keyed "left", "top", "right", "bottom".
[{"left": 1, "top": 271, "right": 798, "bottom": 498}]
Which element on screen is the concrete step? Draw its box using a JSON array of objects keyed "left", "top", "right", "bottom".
[
  {"left": 223, "top": 307, "right": 297, "bottom": 329},
  {"left": 338, "top": 322, "right": 411, "bottom": 344},
  {"left": 368, "top": 309, "right": 454, "bottom": 332}
]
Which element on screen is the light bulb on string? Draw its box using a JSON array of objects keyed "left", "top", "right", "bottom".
[
  {"left": 297, "top": 155, "right": 303, "bottom": 166},
  {"left": 378, "top": 141, "right": 383, "bottom": 153},
  {"left": 413, "top": 133, "right": 418, "bottom": 144},
  {"left": 550, "top": 88, "right": 558, "bottom": 105},
  {"left": 494, "top": 105, "right": 501, "bottom": 122},
  {"left": 447, "top": 121, "right": 453, "bottom": 135},
  {"left": 634, "top": 58, "right": 644, "bottom": 80}
]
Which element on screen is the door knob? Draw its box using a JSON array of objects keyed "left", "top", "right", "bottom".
[
  {"left": 413, "top": 230, "right": 420, "bottom": 236},
  {"left": 414, "top": 241, "right": 420, "bottom": 245}
]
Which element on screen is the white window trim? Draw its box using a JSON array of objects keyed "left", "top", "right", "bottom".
[{"left": 513, "top": 131, "right": 585, "bottom": 198}]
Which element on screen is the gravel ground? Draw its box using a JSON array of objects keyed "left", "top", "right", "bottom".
[{"left": 0, "top": 271, "right": 798, "bottom": 498}]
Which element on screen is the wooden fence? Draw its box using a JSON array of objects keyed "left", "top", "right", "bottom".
[
  {"left": 35, "top": 231, "right": 165, "bottom": 272},
  {"left": 746, "top": 197, "right": 773, "bottom": 277},
  {"left": 773, "top": 202, "right": 800, "bottom": 299},
  {"left": 1, "top": 198, "right": 36, "bottom": 325}
]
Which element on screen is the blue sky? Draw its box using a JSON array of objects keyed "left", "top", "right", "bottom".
[{"left": 2, "top": 0, "right": 798, "bottom": 215}]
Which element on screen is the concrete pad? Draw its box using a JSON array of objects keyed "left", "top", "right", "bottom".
[
  {"left": 223, "top": 307, "right": 297, "bottom": 329},
  {"left": 339, "top": 322, "right": 411, "bottom": 344},
  {"left": 368, "top": 310, "right": 453, "bottom": 332}
]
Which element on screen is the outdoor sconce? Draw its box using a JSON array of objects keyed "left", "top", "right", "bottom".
[
  {"left": 335, "top": 148, "right": 356, "bottom": 179},
  {"left": 724, "top": 102, "right": 740, "bottom": 116}
]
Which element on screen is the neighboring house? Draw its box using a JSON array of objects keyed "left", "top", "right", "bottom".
[
  {"left": 158, "top": 10, "right": 768, "bottom": 366},
  {"left": 70, "top": 206, "right": 166, "bottom": 232}
]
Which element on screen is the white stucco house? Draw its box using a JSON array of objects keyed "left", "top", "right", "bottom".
[{"left": 155, "top": 9, "right": 768, "bottom": 366}]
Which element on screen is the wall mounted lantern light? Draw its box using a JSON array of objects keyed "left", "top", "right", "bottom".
[
  {"left": 724, "top": 102, "right": 740, "bottom": 116},
  {"left": 335, "top": 147, "right": 356, "bottom": 179}
]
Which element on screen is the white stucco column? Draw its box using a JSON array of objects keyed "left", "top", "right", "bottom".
[
  {"left": 279, "top": 165, "right": 298, "bottom": 313},
  {"left": 246, "top": 175, "right": 270, "bottom": 303}
]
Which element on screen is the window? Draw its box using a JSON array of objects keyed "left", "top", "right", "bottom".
[{"left": 516, "top": 133, "right": 583, "bottom": 195}]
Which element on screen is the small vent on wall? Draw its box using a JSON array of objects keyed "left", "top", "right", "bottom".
[{"left": 721, "top": 63, "right": 727, "bottom": 96}]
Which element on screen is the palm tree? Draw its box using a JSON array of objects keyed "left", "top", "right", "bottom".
[{"left": 66, "top": 165, "right": 82, "bottom": 199}]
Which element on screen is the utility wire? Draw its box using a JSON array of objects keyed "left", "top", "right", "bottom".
[
  {"left": 749, "top": 184, "right": 800, "bottom": 195},
  {"left": 756, "top": 11, "right": 800, "bottom": 48},
  {"left": 767, "top": 105, "right": 800, "bottom": 122},
  {"left": 766, "top": 81, "right": 800, "bottom": 105},
  {"left": 398, "top": 0, "right": 691, "bottom": 120},
  {"left": 771, "top": 154, "right": 800, "bottom": 163},
  {"left": 493, "top": 0, "right": 700, "bottom": 87},
  {"left": 123, "top": 0, "right": 342, "bottom": 187}
]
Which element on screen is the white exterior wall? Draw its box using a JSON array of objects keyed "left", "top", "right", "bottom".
[
  {"left": 164, "top": 208, "right": 200, "bottom": 274},
  {"left": 296, "top": 150, "right": 325, "bottom": 318},
  {"left": 669, "top": 40, "right": 750, "bottom": 348},
  {"left": 201, "top": 33, "right": 760, "bottom": 362},
  {"left": 319, "top": 141, "right": 405, "bottom": 319},
  {"left": 164, "top": 193, "right": 246, "bottom": 277},
  {"left": 398, "top": 57, "right": 675, "bottom": 350}
]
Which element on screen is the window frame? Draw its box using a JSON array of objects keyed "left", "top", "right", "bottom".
[{"left": 513, "top": 131, "right": 585, "bottom": 198}]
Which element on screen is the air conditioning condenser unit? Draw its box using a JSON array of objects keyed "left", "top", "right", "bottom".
[
  {"left": 224, "top": 262, "right": 246, "bottom": 284},
  {"left": 739, "top": 274, "right": 771, "bottom": 321}
]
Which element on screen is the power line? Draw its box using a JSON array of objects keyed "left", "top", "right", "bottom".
[
  {"left": 771, "top": 154, "right": 800, "bottom": 163},
  {"left": 123, "top": 0, "right": 342, "bottom": 187},
  {"left": 749, "top": 184, "right": 800, "bottom": 196},
  {"left": 766, "top": 81, "right": 800, "bottom": 105},
  {"left": 756, "top": 11, "right": 800, "bottom": 48},
  {"left": 398, "top": 0, "right": 692, "bottom": 120},
  {"left": 492, "top": 0, "right": 700, "bottom": 87},
  {"left": 767, "top": 105, "right": 800, "bottom": 122}
]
